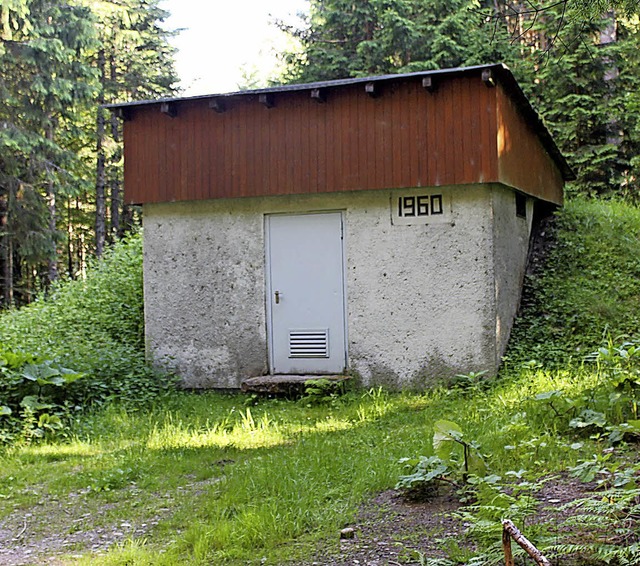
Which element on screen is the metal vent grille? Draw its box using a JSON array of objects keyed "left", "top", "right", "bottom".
[{"left": 288, "top": 329, "right": 329, "bottom": 358}]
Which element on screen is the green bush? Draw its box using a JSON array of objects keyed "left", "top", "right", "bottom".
[{"left": 0, "top": 234, "right": 176, "bottom": 444}]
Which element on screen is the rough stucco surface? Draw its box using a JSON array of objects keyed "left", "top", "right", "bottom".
[
  {"left": 143, "top": 183, "right": 531, "bottom": 388},
  {"left": 491, "top": 186, "right": 534, "bottom": 364},
  {"left": 143, "top": 203, "right": 268, "bottom": 388}
]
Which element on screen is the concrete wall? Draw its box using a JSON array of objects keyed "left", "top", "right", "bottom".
[
  {"left": 491, "top": 187, "right": 534, "bottom": 365},
  {"left": 142, "top": 183, "right": 532, "bottom": 389}
]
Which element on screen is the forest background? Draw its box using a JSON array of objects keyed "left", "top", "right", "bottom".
[{"left": 1, "top": 0, "right": 640, "bottom": 309}]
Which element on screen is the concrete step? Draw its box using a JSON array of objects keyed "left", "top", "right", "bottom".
[{"left": 241, "top": 374, "right": 350, "bottom": 395}]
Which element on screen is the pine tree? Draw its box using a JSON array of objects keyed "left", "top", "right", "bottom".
[
  {"left": 1, "top": 0, "right": 177, "bottom": 305},
  {"left": 279, "top": 0, "right": 517, "bottom": 83},
  {"left": 0, "top": 0, "right": 97, "bottom": 301},
  {"left": 90, "top": 0, "right": 177, "bottom": 257}
]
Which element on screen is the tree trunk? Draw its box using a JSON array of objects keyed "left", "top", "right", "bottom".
[
  {"left": 76, "top": 197, "right": 87, "bottom": 279},
  {"left": 121, "top": 203, "right": 134, "bottom": 238},
  {"left": 109, "top": 123, "right": 121, "bottom": 242},
  {"left": 600, "top": 11, "right": 622, "bottom": 146},
  {"left": 0, "top": 186, "right": 13, "bottom": 307},
  {"left": 45, "top": 124, "right": 58, "bottom": 285},
  {"left": 66, "top": 196, "right": 74, "bottom": 278},
  {"left": 95, "top": 48, "right": 107, "bottom": 258},
  {"left": 109, "top": 51, "right": 122, "bottom": 242}
]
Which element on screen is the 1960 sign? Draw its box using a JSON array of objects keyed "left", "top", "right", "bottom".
[
  {"left": 397, "top": 194, "right": 443, "bottom": 217},
  {"left": 391, "top": 191, "right": 451, "bottom": 225}
]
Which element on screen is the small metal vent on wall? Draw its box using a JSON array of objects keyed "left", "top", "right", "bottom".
[{"left": 289, "top": 329, "right": 329, "bottom": 358}]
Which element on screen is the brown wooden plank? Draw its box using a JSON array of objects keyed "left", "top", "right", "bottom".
[
  {"left": 383, "top": 85, "right": 395, "bottom": 189},
  {"left": 261, "top": 97, "right": 271, "bottom": 196},
  {"left": 466, "top": 78, "right": 481, "bottom": 184},
  {"left": 188, "top": 102, "right": 198, "bottom": 200},
  {"left": 451, "top": 79, "right": 463, "bottom": 186},
  {"left": 122, "top": 119, "right": 136, "bottom": 203},
  {"left": 413, "top": 85, "right": 428, "bottom": 187},
  {"left": 316, "top": 97, "right": 327, "bottom": 192},
  {"left": 298, "top": 96, "right": 311, "bottom": 194},
  {"left": 496, "top": 86, "right": 563, "bottom": 203},
  {"left": 409, "top": 83, "right": 419, "bottom": 186},
  {"left": 423, "top": 87, "right": 435, "bottom": 187},
  {"left": 390, "top": 83, "right": 402, "bottom": 189},
  {"left": 229, "top": 101, "right": 240, "bottom": 197},
  {"left": 247, "top": 99, "right": 260, "bottom": 197},
  {"left": 214, "top": 104, "right": 225, "bottom": 199},
  {"left": 147, "top": 110, "right": 160, "bottom": 202},
  {"left": 334, "top": 88, "right": 345, "bottom": 191},
  {"left": 284, "top": 96, "right": 296, "bottom": 194},
  {"left": 237, "top": 100, "right": 248, "bottom": 196},
  {"left": 133, "top": 111, "right": 147, "bottom": 203},
  {"left": 173, "top": 110, "right": 183, "bottom": 202},
  {"left": 343, "top": 87, "right": 355, "bottom": 190},
  {"left": 479, "top": 83, "right": 496, "bottom": 183},
  {"left": 366, "top": 92, "right": 379, "bottom": 189},
  {"left": 441, "top": 80, "right": 455, "bottom": 186},
  {"left": 459, "top": 79, "right": 471, "bottom": 185},
  {"left": 432, "top": 86, "right": 444, "bottom": 186},
  {"left": 159, "top": 108, "right": 170, "bottom": 203},
  {"left": 323, "top": 93, "right": 334, "bottom": 193},
  {"left": 193, "top": 102, "right": 203, "bottom": 201},
  {"left": 398, "top": 85, "right": 408, "bottom": 186}
]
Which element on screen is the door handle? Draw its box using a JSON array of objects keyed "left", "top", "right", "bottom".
[{"left": 275, "top": 290, "right": 281, "bottom": 304}]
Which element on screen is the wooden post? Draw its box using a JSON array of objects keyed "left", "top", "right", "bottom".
[
  {"left": 502, "top": 527, "right": 514, "bottom": 566},
  {"left": 502, "top": 520, "right": 551, "bottom": 566}
]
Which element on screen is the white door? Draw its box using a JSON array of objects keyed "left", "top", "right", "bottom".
[{"left": 266, "top": 212, "right": 347, "bottom": 374}]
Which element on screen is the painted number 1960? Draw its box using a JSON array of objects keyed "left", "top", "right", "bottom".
[{"left": 398, "top": 194, "right": 443, "bottom": 217}]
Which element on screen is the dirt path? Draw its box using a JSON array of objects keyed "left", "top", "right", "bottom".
[{"left": 0, "top": 475, "right": 598, "bottom": 565}]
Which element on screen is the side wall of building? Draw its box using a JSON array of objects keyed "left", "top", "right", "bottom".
[
  {"left": 143, "top": 184, "right": 524, "bottom": 389},
  {"left": 491, "top": 186, "right": 534, "bottom": 366}
]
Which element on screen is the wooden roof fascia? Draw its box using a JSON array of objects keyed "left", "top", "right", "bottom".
[{"left": 105, "top": 64, "right": 574, "bottom": 182}]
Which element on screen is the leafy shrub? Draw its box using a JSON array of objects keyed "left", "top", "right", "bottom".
[
  {"left": 522, "top": 336, "right": 640, "bottom": 447},
  {"left": 396, "top": 419, "right": 487, "bottom": 499},
  {"left": 0, "top": 348, "right": 85, "bottom": 443},
  {"left": 0, "top": 234, "right": 176, "bottom": 444}
]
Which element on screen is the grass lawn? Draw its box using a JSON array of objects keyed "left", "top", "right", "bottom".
[{"left": 1, "top": 363, "right": 619, "bottom": 565}]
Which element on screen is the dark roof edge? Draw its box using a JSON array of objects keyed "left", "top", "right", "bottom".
[{"left": 106, "top": 63, "right": 574, "bottom": 182}]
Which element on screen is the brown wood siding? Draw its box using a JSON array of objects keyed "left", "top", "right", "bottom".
[
  {"left": 123, "top": 76, "right": 551, "bottom": 205},
  {"left": 495, "top": 85, "right": 564, "bottom": 205}
]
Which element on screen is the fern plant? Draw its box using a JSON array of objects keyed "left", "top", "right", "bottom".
[{"left": 548, "top": 487, "right": 640, "bottom": 564}]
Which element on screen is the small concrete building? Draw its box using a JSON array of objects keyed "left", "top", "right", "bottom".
[{"left": 109, "top": 64, "right": 572, "bottom": 389}]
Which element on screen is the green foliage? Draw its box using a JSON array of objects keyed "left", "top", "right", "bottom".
[
  {"left": 516, "top": 337, "right": 640, "bottom": 455},
  {"left": 279, "top": 0, "right": 518, "bottom": 83},
  {"left": 300, "top": 377, "right": 349, "bottom": 405},
  {"left": 508, "top": 198, "right": 640, "bottom": 365},
  {"left": 549, "top": 487, "right": 640, "bottom": 563},
  {"left": 521, "top": 9, "right": 640, "bottom": 201},
  {"left": 453, "top": 472, "right": 552, "bottom": 564},
  {"left": 0, "top": 348, "right": 84, "bottom": 444},
  {"left": 0, "top": 0, "right": 177, "bottom": 307},
  {"left": 0, "top": 234, "right": 175, "bottom": 444},
  {"left": 396, "top": 419, "right": 486, "bottom": 499}
]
